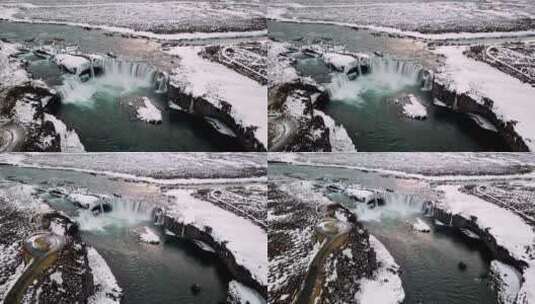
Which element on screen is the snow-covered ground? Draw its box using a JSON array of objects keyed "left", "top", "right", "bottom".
[
  {"left": 44, "top": 114, "right": 85, "bottom": 152},
  {"left": 322, "top": 52, "right": 359, "bottom": 73},
  {"left": 0, "top": 41, "right": 29, "bottom": 90},
  {"left": 354, "top": 235, "right": 405, "bottom": 304},
  {"left": 52, "top": 54, "right": 89, "bottom": 75},
  {"left": 490, "top": 260, "right": 523, "bottom": 304},
  {"left": 268, "top": 0, "right": 535, "bottom": 39},
  {"left": 314, "top": 110, "right": 356, "bottom": 152},
  {"left": 268, "top": 153, "right": 535, "bottom": 178},
  {"left": 166, "top": 46, "right": 267, "bottom": 148},
  {"left": 165, "top": 189, "right": 267, "bottom": 287},
  {"left": 0, "top": 1, "right": 266, "bottom": 39},
  {"left": 86, "top": 247, "right": 123, "bottom": 304},
  {"left": 437, "top": 185, "right": 535, "bottom": 303},
  {"left": 344, "top": 187, "right": 376, "bottom": 203},
  {"left": 434, "top": 46, "right": 535, "bottom": 150},
  {"left": 0, "top": 153, "right": 266, "bottom": 181},
  {"left": 227, "top": 280, "right": 266, "bottom": 304},
  {"left": 67, "top": 192, "right": 100, "bottom": 209},
  {"left": 268, "top": 42, "right": 298, "bottom": 86}
]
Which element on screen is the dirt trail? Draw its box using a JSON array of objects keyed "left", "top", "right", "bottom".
[
  {"left": 3, "top": 232, "right": 65, "bottom": 304},
  {"left": 293, "top": 219, "right": 351, "bottom": 304}
]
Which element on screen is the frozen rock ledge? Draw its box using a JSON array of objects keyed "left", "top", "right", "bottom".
[
  {"left": 355, "top": 235, "right": 405, "bottom": 304},
  {"left": 138, "top": 227, "right": 160, "bottom": 245},
  {"left": 87, "top": 247, "right": 123, "bottom": 304},
  {"left": 136, "top": 97, "right": 162, "bottom": 124},
  {"left": 165, "top": 46, "right": 267, "bottom": 151}
]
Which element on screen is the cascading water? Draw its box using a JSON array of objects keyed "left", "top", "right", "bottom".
[
  {"left": 421, "top": 200, "right": 435, "bottom": 217},
  {"left": 326, "top": 56, "right": 433, "bottom": 105},
  {"left": 420, "top": 70, "right": 434, "bottom": 92},
  {"left": 56, "top": 58, "right": 168, "bottom": 105},
  {"left": 349, "top": 191, "right": 425, "bottom": 222},
  {"left": 76, "top": 197, "right": 156, "bottom": 232},
  {"left": 90, "top": 59, "right": 95, "bottom": 79},
  {"left": 152, "top": 207, "right": 166, "bottom": 226}
]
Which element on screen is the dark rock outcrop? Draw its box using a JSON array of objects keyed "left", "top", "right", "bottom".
[
  {"left": 432, "top": 81, "right": 529, "bottom": 151},
  {"left": 168, "top": 83, "right": 266, "bottom": 151},
  {"left": 162, "top": 215, "right": 267, "bottom": 298}
]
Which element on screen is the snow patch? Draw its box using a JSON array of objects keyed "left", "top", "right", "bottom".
[
  {"left": 50, "top": 271, "right": 63, "bottom": 286},
  {"left": 412, "top": 218, "right": 431, "bottom": 233},
  {"left": 355, "top": 235, "right": 405, "bottom": 304},
  {"left": 193, "top": 240, "right": 216, "bottom": 253},
  {"left": 136, "top": 97, "right": 162, "bottom": 124},
  {"left": 227, "top": 280, "right": 266, "bottom": 304},
  {"left": 322, "top": 52, "right": 358, "bottom": 73},
  {"left": 67, "top": 193, "right": 100, "bottom": 209},
  {"left": 268, "top": 42, "right": 298, "bottom": 86},
  {"left": 401, "top": 95, "right": 427, "bottom": 120},
  {"left": 490, "top": 260, "right": 522, "bottom": 304},
  {"left": 314, "top": 110, "right": 356, "bottom": 152},
  {"left": 44, "top": 114, "right": 85, "bottom": 152},
  {"left": 0, "top": 41, "right": 29, "bottom": 90},
  {"left": 138, "top": 227, "right": 160, "bottom": 244},
  {"left": 52, "top": 54, "right": 89, "bottom": 75},
  {"left": 87, "top": 247, "right": 122, "bottom": 304}
]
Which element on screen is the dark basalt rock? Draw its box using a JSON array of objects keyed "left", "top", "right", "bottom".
[
  {"left": 90, "top": 203, "right": 112, "bottom": 215},
  {"left": 190, "top": 283, "right": 201, "bottom": 294},
  {"left": 433, "top": 206, "right": 528, "bottom": 271},
  {"left": 168, "top": 83, "right": 266, "bottom": 151},
  {"left": 162, "top": 214, "right": 267, "bottom": 299},
  {"left": 432, "top": 80, "right": 528, "bottom": 151}
]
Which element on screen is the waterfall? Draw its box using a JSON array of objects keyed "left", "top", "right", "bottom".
[
  {"left": 97, "top": 59, "right": 158, "bottom": 84},
  {"left": 90, "top": 59, "right": 95, "bottom": 79},
  {"left": 57, "top": 58, "right": 168, "bottom": 103},
  {"left": 154, "top": 72, "right": 168, "bottom": 94},
  {"left": 188, "top": 99, "right": 195, "bottom": 113},
  {"left": 421, "top": 201, "right": 435, "bottom": 217},
  {"left": 153, "top": 208, "right": 166, "bottom": 226},
  {"left": 76, "top": 198, "right": 156, "bottom": 231},
  {"left": 327, "top": 56, "right": 433, "bottom": 103},
  {"left": 368, "top": 57, "right": 423, "bottom": 84},
  {"left": 181, "top": 225, "right": 185, "bottom": 238},
  {"left": 350, "top": 191, "right": 424, "bottom": 222},
  {"left": 420, "top": 70, "right": 434, "bottom": 91}
]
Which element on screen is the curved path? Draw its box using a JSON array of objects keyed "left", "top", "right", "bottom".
[
  {"left": 293, "top": 219, "right": 352, "bottom": 304},
  {"left": 3, "top": 231, "right": 65, "bottom": 304},
  {"left": 269, "top": 115, "right": 299, "bottom": 151},
  {"left": 0, "top": 122, "right": 25, "bottom": 152}
]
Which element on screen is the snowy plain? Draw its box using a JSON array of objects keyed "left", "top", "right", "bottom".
[
  {"left": 0, "top": 0, "right": 266, "bottom": 39},
  {"left": 268, "top": 0, "right": 535, "bottom": 39}
]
